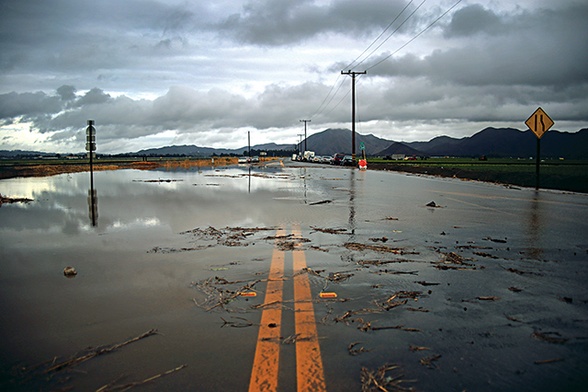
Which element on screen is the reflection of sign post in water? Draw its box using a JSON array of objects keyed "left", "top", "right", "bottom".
[
  {"left": 88, "top": 188, "right": 98, "bottom": 226},
  {"left": 86, "top": 120, "right": 98, "bottom": 226},
  {"left": 525, "top": 107, "right": 554, "bottom": 190}
]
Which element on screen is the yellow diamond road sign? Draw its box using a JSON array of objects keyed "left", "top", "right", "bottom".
[{"left": 525, "top": 107, "right": 554, "bottom": 139}]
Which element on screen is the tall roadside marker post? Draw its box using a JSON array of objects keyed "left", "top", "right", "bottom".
[
  {"left": 341, "top": 70, "right": 366, "bottom": 161},
  {"left": 86, "top": 120, "right": 96, "bottom": 170},
  {"left": 525, "top": 107, "right": 554, "bottom": 190}
]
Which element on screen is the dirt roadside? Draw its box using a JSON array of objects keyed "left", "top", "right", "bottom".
[{"left": 0, "top": 158, "right": 243, "bottom": 180}]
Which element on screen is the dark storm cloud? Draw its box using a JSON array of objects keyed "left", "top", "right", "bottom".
[
  {"left": 444, "top": 3, "right": 507, "bottom": 37},
  {"left": 218, "top": 0, "right": 415, "bottom": 45},
  {"left": 1, "top": 0, "right": 587, "bottom": 153},
  {"left": 0, "top": 0, "right": 203, "bottom": 88},
  {"left": 0, "top": 91, "right": 61, "bottom": 119},
  {"left": 370, "top": 2, "right": 588, "bottom": 88}
]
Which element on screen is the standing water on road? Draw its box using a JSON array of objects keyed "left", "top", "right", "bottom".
[{"left": 1, "top": 163, "right": 587, "bottom": 391}]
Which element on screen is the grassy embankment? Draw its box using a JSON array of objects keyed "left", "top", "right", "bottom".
[{"left": 367, "top": 157, "right": 588, "bottom": 193}]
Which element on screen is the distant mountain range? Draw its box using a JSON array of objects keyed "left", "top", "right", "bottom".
[
  {"left": 294, "top": 127, "right": 587, "bottom": 159},
  {"left": 2, "top": 127, "right": 587, "bottom": 159}
]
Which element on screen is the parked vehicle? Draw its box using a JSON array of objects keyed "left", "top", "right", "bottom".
[
  {"left": 302, "top": 151, "right": 315, "bottom": 161},
  {"left": 331, "top": 153, "right": 345, "bottom": 165},
  {"left": 340, "top": 155, "right": 356, "bottom": 166},
  {"left": 238, "top": 156, "right": 250, "bottom": 164},
  {"left": 320, "top": 156, "right": 332, "bottom": 164}
]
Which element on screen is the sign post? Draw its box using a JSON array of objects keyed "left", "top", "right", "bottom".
[
  {"left": 358, "top": 142, "right": 367, "bottom": 170},
  {"left": 525, "top": 107, "right": 554, "bottom": 190}
]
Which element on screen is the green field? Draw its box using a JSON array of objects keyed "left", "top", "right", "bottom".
[{"left": 368, "top": 158, "right": 588, "bottom": 193}]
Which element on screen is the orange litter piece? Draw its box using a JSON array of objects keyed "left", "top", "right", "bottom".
[{"left": 240, "top": 291, "right": 257, "bottom": 297}]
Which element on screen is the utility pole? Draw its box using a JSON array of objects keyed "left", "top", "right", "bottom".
[
  {"left": 300, "top": 119, "right": 311, "bottom": 152},
  {"left": 341, "top": 70, "right": 366, "bottom": 160}
]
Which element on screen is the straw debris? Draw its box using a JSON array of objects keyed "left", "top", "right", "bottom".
[{"left": 360, "top": 364, "right": 415, "bottom": 391}]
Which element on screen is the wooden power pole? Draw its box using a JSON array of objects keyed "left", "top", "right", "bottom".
[
  {"left": 341, "top": 70, "right": 366, "bottom": 160},
  {"left": 300, "top": 119, "right": 311, "bottom": 152}
]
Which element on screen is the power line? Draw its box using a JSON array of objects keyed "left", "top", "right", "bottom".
[
  {"left": 353, "top": 0, "right": 428, "bottom": 70},
  {"left": 344, "top": 0, "right": 416, "bottom": 71},
  {"left": 366, "top": 0, "right": 462, "bottom": 71},
  {"left": 310, "top": 1, "right": 426, "bottom": 122},
  {"left": 308, "top": 0, "right": 462, "bottom": 128},
  {"left": 309, "top": 75, "right": 346, "bottom": 120},
  {"left": 311, "top": 1, "right": 418, "bottom": 121}
]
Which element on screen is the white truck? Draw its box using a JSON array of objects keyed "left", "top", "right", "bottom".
[{"left": 302, "top": 151, "right": 315, "bottom": 162}]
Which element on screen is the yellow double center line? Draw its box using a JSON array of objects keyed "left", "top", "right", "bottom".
[{"left": 249, "top": 225, "right": 327, "bottom": 392}]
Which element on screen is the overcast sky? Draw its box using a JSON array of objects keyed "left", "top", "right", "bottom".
[{"left": 1, "top": 0, "right": 587, "bottom": 153}]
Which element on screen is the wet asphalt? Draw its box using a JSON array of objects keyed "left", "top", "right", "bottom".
[{"left": 0, "top": 161, "right": 587, "bottom": 391}]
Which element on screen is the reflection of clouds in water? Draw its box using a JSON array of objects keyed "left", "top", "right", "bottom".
[
  {"left": 1, "top": 176, "right": 59, "bottom": 200},
  {"left": 0, "top": 167, "right": 307, "bottom": 236},
  {"left": 110, "top": 217, "right": 161, "bottom": 230}
]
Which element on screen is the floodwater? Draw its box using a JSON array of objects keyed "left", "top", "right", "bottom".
[{"left": 1, "top": 162, "right": 587, "bottom": 391}]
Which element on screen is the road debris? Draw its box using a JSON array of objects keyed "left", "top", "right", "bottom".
[
  {"left": 473, "top": 251, "right": 499, "bottom": 259},
  {"left": 348, "top": 342, "right": 370, "bottom": 356},
  {"left": 192, "top": 276, "right": 262, "bottom": 311},
  {"left": 414, "top": 281, "right": 440, "bottom": 286},
  {"left": 360, "top": 364, "right": 415, "bottom": 391},
  {"left": 534, "top": 358, "right": 564, "bottom": 365},
  {"left": 221, "top": 316, "right": 255, "bottom": 328},
  {"left": 96, "top": 364, "right": 187, "bottom": 392},
  {"left": 345, "top": 242, "right": 411, "bottom": 254},
  {"left": 476, "top": 296, "right": 500, "bottom": 301},
  {"left": 178, "top": 226, "right": 278, "bottom": 248},
  {"left": 434, "top": 251, "right": 477, "bottom": 270},
  {"left": 0, "top": 193, "right": 33, "bottom": 206},
  {"left": 309, "top": 199, "right": 333, "bottom": 205},
  {"left": 45, "top": 329, "right": 159, "bottom": 373},
  {"left": 484, "top": 237, "right": 508, "bottom": 243},
  {"left": 63, "top": 266, "right": 77, "bottom": 278},
  {"left": 419, "top": 354, "right": 442, "bottom": 368},
  {"left": 132, "top": 178, "right": 183, "bottom": 183},
  {"left": 409, "top": 345, "right": 430, "bottom": 352},
  {"left": 531, "top": 331, "right": 568, "bottom": 344},
  {"left": 310, "top": 226, "right": 349, "bottom": 234},
  {"left": 504, "top": 267, "right": 543, "bottom": 276}
]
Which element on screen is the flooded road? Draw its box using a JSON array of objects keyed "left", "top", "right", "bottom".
[{"left": 1, "top": 161, "right": 587, "bottom": 391}]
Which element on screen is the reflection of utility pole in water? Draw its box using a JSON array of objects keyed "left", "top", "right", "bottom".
[
  {"left": 86, "top": 120, "right": 98, "bottom": 226},
  {"left": 526, "top": 191, "right": 543, "bottom": 260},
  {"left": 248, "top": 166, "right": 251, "bottom": 194},
  {"left": 348, "top": 169, "right": 356, "bottom": 240},
  {"left": 300, "top": 167, "right": 308, "bottom": 204}
]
